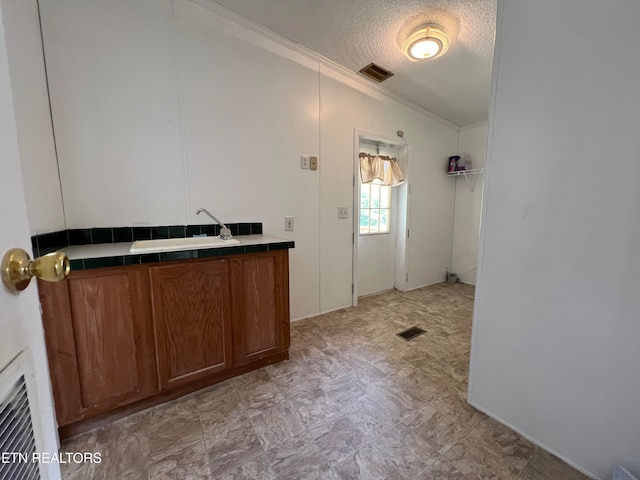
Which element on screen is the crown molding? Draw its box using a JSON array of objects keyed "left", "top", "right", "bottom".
[
  {"left": 186, "top": 0, "right": 459, "bottom": 130},
  {"left": 458, "top": 120, "right": 489, "bottom": 132}
]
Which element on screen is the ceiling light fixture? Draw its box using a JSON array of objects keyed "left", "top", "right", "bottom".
[{"left": 402, "top": 25, "right": 449, "bottom": 61}]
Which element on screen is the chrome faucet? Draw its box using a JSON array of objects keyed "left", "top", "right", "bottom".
[{"left": 195, "top": 208, "right": 233, "bottom": 240}]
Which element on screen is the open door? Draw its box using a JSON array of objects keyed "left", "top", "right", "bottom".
[
  {"left": 352, "top": 130, "right": 410, "bottom": 305},
  {"left": 0, "top": 4, "right": 61, "bottom": 478}
]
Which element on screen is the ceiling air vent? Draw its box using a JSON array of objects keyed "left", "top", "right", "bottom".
[{"left": 358, "top": 63, "right": 394, "bottom": 83}]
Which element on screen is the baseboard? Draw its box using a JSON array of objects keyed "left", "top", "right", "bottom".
[
  {"left": 292, "top": 281, "right": 456, "bottom": 322},
  {"left": 291, "top": 303, "right": 352, "bottom": 322},
  {"left": 357, "top": 288, "right": 395, "bottom": 299},
  {"left": 404, "top": 280, "right": 447, "bottom": 292},
  {"left": 466, "top": 400, "right": 600, "bottom": 480}
]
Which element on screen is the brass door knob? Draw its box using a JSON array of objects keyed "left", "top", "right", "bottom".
[{"left": 2, "top": 248, "right": 70, "bottom": 293}]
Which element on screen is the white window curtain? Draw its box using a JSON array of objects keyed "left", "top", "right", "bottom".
[{"left": 359, "top": 153, "right": 405, "bottom": 187}]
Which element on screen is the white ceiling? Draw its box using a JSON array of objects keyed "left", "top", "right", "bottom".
[{"left": 211, "top": 0, "right": 497, "bottom": 127}]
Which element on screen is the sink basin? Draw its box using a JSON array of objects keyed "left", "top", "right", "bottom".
[{"left": 130, "top": 236, "right": 240, "bottom": 253}]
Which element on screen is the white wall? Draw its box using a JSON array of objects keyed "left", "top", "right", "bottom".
[
  {"left": 2, "top": 0, "right": 64, "bottom": 235},
  {"left": 401, "top": 107, "right": 458, "bottom": 291},
  {"left": 451, "top": 122, "right": 487, "bottom": 285},
  {"left": 35, "top": 0, "right": 459, "bottom": 320},
  {"left": 318, "top": 71, "right": 457, "bottom": 312},
  {"left": 469, "top": 1, "right": 640, "bottom": 479},
  {"left": 175, "top": 0, "right": 320, "bottom": 319},
  {"left": 40, "top": 0, "right": 187, "bottom": 228}
]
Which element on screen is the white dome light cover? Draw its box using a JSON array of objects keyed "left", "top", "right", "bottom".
[{"left": 402, "top": 25, "right": 450, "bottom": 61}]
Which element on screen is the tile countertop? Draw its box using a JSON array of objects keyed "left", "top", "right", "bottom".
[{"left": 61, "top": 235, "right": 295, "bottom": 271}]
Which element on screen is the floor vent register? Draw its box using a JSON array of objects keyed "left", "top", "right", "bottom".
[{"left": 396, "top": 326, "right": 426, "bottom": 341}]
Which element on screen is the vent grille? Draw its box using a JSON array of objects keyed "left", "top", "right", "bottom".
[
  {"left": 358, "top": 63, "right": 394, "bottom": 83},
  {"left": 0, "top": 376, "right": 40, "bottom": 480},
  {"left": 396, "top": 326, "right": 426, "bottom": 341}
]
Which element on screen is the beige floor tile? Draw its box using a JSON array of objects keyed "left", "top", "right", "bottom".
[
  {"left": 287, "top": 387, "right": 342, "bottom": 428},
  {"left": 149, "top": 396, "right": 198, "bottom": 426},
  {"left": 321, "top": 374, "right": 367, "bottom": 409},
  {"left": 366, "top": 422, "right": 435, "bottom": 478},
  {"left": 430, "top": 388, "right": 487, "bottom": 428},
  {"left": 85, "top": 414, "right": 150, "bottom": 479},
  {"left": 365, "top": 379, "right": 425, "bottom": 422},
  {"left": 196, "top": 385, "right": 245, "bottom": 436},
  {"left": 308, "top": 414, "right": 366, "bottom": 467},
  {"left": 264, "top": 432, "right": 330, "bottom": 480},
  {"left": 317, "top": 468, "right": 342, "bottom": 480},
  {"left": 443, "top": 416, "right": 538, "bottom": 480},
  {"left": 149, "top": 413, "right": 203, "bottom": 462},
  {"left": 333, "top": 443, "right": 404, "bottom": 480},
  {"left": 343, "top": 395, "right": 399, "bottom": 437},
  {"left": 60, "top": 430, "right": 97, "bottom": 480},
  {"left": 405, "top": 404, "right": 474, "bottom": 456},
  {"left": 237, "top": 380, "right": 287, "bottom": 418},
  {"left": 440, "top": 434, "right": 507, "bottom": 479},
  {"left": 147, "top": 394, "right": 203, "bottom": 463},
  {"left": 250, "top": 401, "right": 305, "bottom": 449},
  {"left": 467, "top": 417, "right": 537, "bottom": 477},
  {"left": 205, "top": 417, "right": 264, "bottom": 478},
  {"left": 519, "top": 449, "right": 591, "bottom": 480},
  {"left": 118, "top": 468, "right": 149, "bottom": 480},
  {"left": 60, "top": 283, "right": 587, "bottom": 480},
  {"left": 215, "top": 453, "right": 276, "bottom": 480},
  {"left": 149, "top": 441, "right": 212, "bottom": 480},
  {"left": 268, "top": 366, "right": 323, "bottom": 398},
  {"left": 415, "top": 458, "right": 470, "bottom": 479}
]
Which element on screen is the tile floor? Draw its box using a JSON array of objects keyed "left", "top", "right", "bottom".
[{"left": 60, "top": 283, "right": 589, "bottom": 479}]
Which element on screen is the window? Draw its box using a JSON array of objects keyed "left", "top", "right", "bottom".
[{"left": 360, "top": 180, "right": 391, "bottom": 234}]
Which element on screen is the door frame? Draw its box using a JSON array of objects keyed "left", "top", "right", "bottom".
[{"left": 352, "top": 129, "right": 410, "bottom": 306}]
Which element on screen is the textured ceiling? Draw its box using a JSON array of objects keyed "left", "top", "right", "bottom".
[{"left": 211, "top": 0, "right": 497, "bottom": 127}]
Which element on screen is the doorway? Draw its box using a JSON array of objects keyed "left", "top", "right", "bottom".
[{"left": 352, "top": 131, "right": 409, "bottom": 305}]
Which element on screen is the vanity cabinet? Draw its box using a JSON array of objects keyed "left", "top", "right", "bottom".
[
  {"left": 38, "top": 249, "right": 290, "bottom": 437},
  {"left": 38, "top": 266, "right": 158, "bottom": 426},
  {"left": 149, "top": 258, "right": 233, "bottom": 389}
]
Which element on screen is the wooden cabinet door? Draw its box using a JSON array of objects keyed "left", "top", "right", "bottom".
[
  {"left": 149, "top": 259, "right": 232, "bottom": 389},
  {"left": 230, "top": 250, "right": 290, "bottom": 366},
  {"left": 38, "top": 266, "right": 158, "bottom": 425}
]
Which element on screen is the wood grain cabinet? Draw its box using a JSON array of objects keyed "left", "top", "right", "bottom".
[
  {"left": 38, "top": 249, "right": 290, "bottom": 435},
  {"left": 38, "top": 266, "right": 158, "bottom": 426},
  {"left": 230, "top": 251, "right": 290, "bottom": 366},
  {"left": 149, "top": 258, "right": 232, "bottom": 389}
]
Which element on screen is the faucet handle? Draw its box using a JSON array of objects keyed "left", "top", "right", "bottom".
[{"left": 219, "top": 227, "right": 233, "bottom": 240}]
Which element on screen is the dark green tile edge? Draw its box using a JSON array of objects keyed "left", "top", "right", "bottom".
[
  {"left": 31, "top": 223, "right": 264, "bottom": 257},
  {"left": 66, "top": 241, "right": 294, "bottom": 272}
]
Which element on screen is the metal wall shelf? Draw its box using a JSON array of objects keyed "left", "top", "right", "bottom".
[{"left": 447, "top": 168, "right": 485, "bottom": 191}]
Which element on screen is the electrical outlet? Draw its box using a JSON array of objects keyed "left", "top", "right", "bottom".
[
  {"left": 338, "top": 207, "right": 348, "bottom": 219},
  {"left": 300, "top": 156, "right": 309, "bottom": 169},
  {"left": 284, "top": 216, "right": 294, "bottom": 231},
  {"left": 310, "top": 156, "right": 318, "bottom": 171}
]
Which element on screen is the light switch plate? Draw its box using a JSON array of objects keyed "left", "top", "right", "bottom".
[
  {"left": 300, "top": 156, "right": 309, "bottom": 169},
  {"left": 310, "top": 156, "right": 318, "bottom": 170},
  {"left": 284, "top": 216, "right": 294, "bottom": 231},
  {"left": 338, "top": 207, "right": 348, "bottom": 219}
]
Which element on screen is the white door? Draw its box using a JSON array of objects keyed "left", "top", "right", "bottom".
[{"left": 0, "top": 4, "right": 61, "bottom": 479}]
